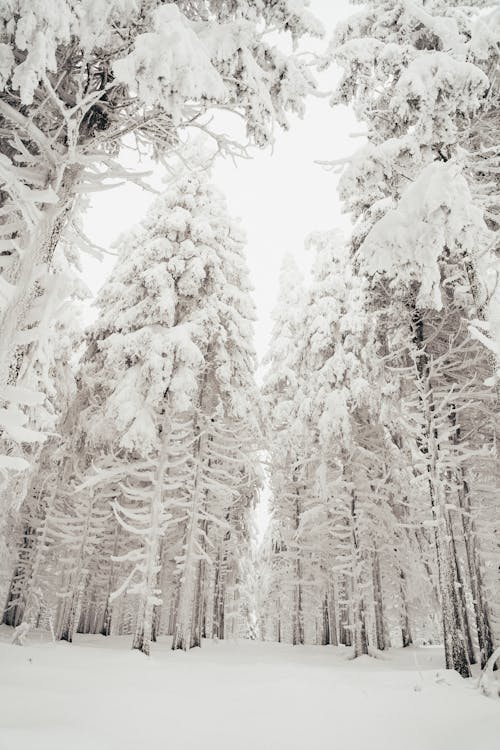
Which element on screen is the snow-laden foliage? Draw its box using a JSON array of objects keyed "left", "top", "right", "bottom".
[
  {"left": 269, "top": 0, "right": 500, "bottom": 675},
  {"left": 261, "top": 253, "right": 308, "bottom": 645},
  {"left": 331, "top": 0, "right": 500, "bottom": 369},
  {"left": 260, "top": 213, "right": 499, "bottom": 673},
  {"left": 0, "top": 0, "right": 322, "bottom": 488},
  {"left": 261, "top": 234, "right": 430, "bottom": 654},
  {"left": 2, "top": 162, "right": 262, "bottom": 655},
  {"left": 0, "top": 239, "right": 84, "bottom": 621}
]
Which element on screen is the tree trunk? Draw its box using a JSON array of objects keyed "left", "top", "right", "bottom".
[
  {"left": 338, "top": 576, "right": 352, "bottom": 647},
  {"left": 411, "top": 309, "right": 471, "bottom": 677},
  {"left": 450, "top": 406, "right": 495, "bottom": 669},
  {"left": 447, "top": 507, "right": 475, "bottom": 665},
  {"left": 171, "top": 419, "right": 208, "bottom": 651},
  {"left": 459, "top": 476, "right": 494, "bottom": 668},
  {"left": 132, "top": 439, "right": 169, "bottom": 656},
  {"left": 328, "top": 587, "right": 339, "bottom": 646},
  {"left": 2, "top": 522, "right": 36, "bottom": 627},
  {"left": 348, "top": 483, "right": 368, "bottom": 658},
  {"left": 292, "top": 491, "right": 304, "bottom": 645},
  {"left": 321, "top": 594, "right": 330, "bottom": 645},
  {"left": 399, "top": 571, "right": 413, "bottom": 648},
  {"left": 212, "top": 543, "right": 228, "bottom": 640},
  {"left": 372, "top": 551, "right": 387, "bottom": 651},
  {"left": 100, "top": 525, "right": 121, "bottom": 637},
  {"left": 190, "top": 553, "right": 205, "bottom": 649}
]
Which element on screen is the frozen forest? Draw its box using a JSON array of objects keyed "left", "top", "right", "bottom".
[{"left": 0, "top": 0, "right": 500, "bottom": 748}]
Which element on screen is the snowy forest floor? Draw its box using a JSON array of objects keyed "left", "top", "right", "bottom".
[{"left": 1, "top": 629, "right": 499, "bottom": 750}]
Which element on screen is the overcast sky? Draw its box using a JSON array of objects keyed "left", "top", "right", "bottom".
[{"left": 82, "top": 0, "right": 358, "bottom": 365}]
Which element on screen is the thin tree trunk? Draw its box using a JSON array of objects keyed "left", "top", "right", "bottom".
[
  {"left": 190, "top": 550, "right": 206, "bottom": 649},
  {"left": 459, "top": 476, "right": 494, "bottom": 668},
  {"left": 412, "top": 309, "right": 471, "bottom": 677},
  {"left": 132, "top": 442, "right": 169, "bottom": 656},
  {"left": 348, "top": 482, "right": 368, "bottom": 658},
  {"left": 171, "top": 419, "right": 208, "bottom": 651},
  {"left": 338, "top": 575, "right": 352, "bottom": 647},
  {"left": 100, "top": 525, "right": 121, "bottom": 637},
  {"left": 450, "top": 406, "right": 495, "bottom": 668},
  {"left": 399, "top": 570, "right": 413, "bottom": 648},
  {"left": 2, "top": 522, "right": 36, "bottom": 627},
  {"left": 372, "top": 551, "right": 387, "bottom": 651},
  {"left": 328, "top": 586, "right": 339, "bottom": 647},
  {"left": 292, "top": 490, "right": 304, "bottom": 645},
  {"left": 447, "top": 507, "right": 475, "bottom": 665},
  {"left": 212, "top": 541, "right": 228, "bottom": 640},
  {"left": 321, "top": 593, "right": 330, "bottom": 645}
]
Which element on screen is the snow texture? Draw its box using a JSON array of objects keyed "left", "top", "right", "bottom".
[{"left": 1, "top": 633, "right": 499, "bottom": 750}]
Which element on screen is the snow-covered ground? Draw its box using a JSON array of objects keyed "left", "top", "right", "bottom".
[{"left": 1, "top": 631, "right": 499, "bottom": 750}]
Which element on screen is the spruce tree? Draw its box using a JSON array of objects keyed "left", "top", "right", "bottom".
[{"left": 48, "top": 161, "right": 262, "bottom": 654}]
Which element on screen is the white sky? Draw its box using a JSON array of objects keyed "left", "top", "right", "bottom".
[{"left": 81, "top": 0, "right": 358, "bottom": 366}]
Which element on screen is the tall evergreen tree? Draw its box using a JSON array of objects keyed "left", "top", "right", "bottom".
[
  {"left": 22, "top": 161, "right": 262, "bottom": 655},
  {"left": 329, "top": 0, "right": 500, "bottom": 673},
  {"left": 262, "top": 255, "right": 308, "bottom": 645}
]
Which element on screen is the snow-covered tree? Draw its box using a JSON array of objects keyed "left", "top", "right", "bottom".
[
  {"left": 1, "top": 245, "right": 84, "bottom": 632},
  {"left": 262, "top": 233, "right": 413, "bottom": 654},
  {"left": 0, "top": 0, "right": 322, "bottom": 486},
  {"left": 328, "top": 0, "right": 500, "bottom": 674},
  {"left": 262, "top": 254, "right": 308, "bottom": 645},
  {"left": 36, "top": 162, "right": 262, "bottom": 654}
]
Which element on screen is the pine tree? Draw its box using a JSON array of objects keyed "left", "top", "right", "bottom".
[
  {"left": 262, "top": 254, "right": 309, "bottom": 645},
  {"left": 42, "top": 161, "right": 262, "bottom": 654},
  {"left": 330, "top": 0, "right": 500, "bottom": 673}
]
